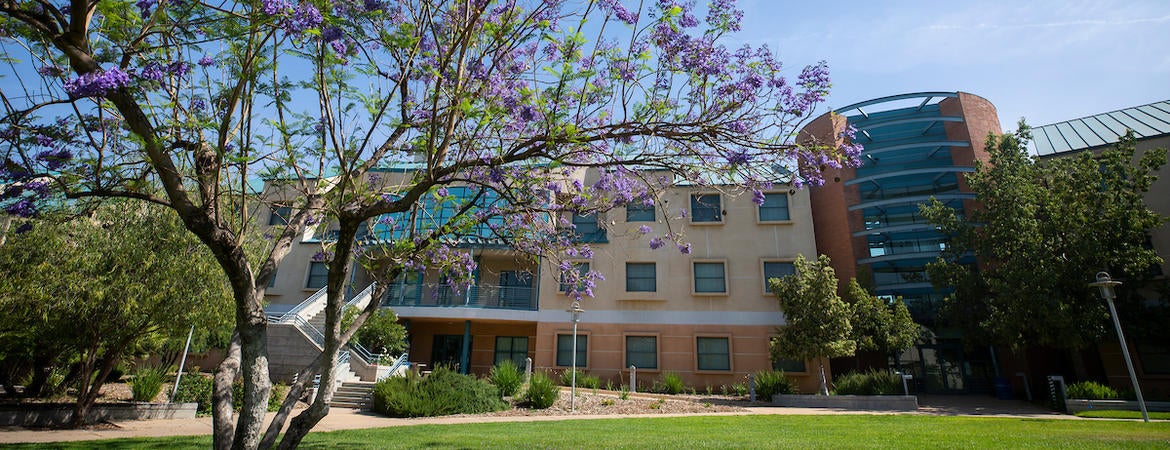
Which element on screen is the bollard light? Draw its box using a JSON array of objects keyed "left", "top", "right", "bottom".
[{"left": 1089, "top": 272, "right": 1148, "bottom": 422}]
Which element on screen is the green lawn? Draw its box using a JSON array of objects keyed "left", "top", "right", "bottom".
[
  {"left": 5, "top": 415, "right": 1170, "bottom": 449},
  {"left": 1075, "top": 410, "right": 1170, "bottom": 420}
]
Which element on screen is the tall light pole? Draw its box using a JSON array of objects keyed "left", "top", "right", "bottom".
[
  {"left": 568, "top": 300, "right": 584, "bottom": 413},
  {"left": 1089, "top": 271, "right": 1149, "bottom": 422}
]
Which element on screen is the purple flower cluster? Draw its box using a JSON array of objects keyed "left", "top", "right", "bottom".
[
  {"left": 199, "top": 55, "right": 216, "bottom": 66},
  {"left": 63, "top": 68, "right": 131, "bottom": 98},
  {"left": 598, "top": 0, "right": 638, "bottom": 25},
  {"left": 37, "top": 65, "right": 65, "bottom": 76},
  {"left": 136, "top": 0, "right": 157, "bottom": 16},
  {"left": 286, "top": 2, "right": 323, "bottom": 34}
]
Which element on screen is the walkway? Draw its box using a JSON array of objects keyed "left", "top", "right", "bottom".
[{"left": 0, "top": 396, "right": 1074, "bottom": 445}]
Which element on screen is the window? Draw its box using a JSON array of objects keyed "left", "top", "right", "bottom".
[
  {"left": 626, "top": 202, "right": 655, "bottom": 222},
  {"left": 556, "top": 334, "right": 588, "bottom": 367},
  {"left": 773, "top": 358, "right": 807, "bottom": 373},
  {"left": 571, "top": 213, "right": 607, "bottom": 242},
  {"left": 268, "top": 206, "right": 291, "bottom": 226},
  {"left": 626, "top": 263, "right": 656, "bottom": 292},
  {"left": 306, "top": 262, "right": 328, "bottom": 289},
  {"left": 758, "top": 193, "right": 790, "bottom": 221},
  {"left": 693, "top": 262, "right": 726, "bottom": 293},
  {"left": 559, "top": 262, "right": 590, "bottom": 293},
  {"left": 625, "top": 336, "right": 657, "bottom": 369},
  {"left": 690, "top": 194, "right": 722, "bottom": 223},
  {"left": 696, "top": 337, "right": 731, "bottom": 371},
  {"left": 386, "top": 271, "right": 423, "bottom": 305},
  {"left": 763, "top": 261, "right": 796, "bottom": 293},
  {"left": 494, "top": 336, "right": 529, "bottom": 367}
]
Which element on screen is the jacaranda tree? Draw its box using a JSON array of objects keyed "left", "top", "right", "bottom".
[{"left": 0, "top": 0, "right": 859, "bottom": 447}]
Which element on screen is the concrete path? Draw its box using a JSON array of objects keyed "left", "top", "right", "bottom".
[{"left": 0, "top": 396, "right": 1079, "bottom": 445}]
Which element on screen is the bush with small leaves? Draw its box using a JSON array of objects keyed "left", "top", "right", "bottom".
[
  {"left": 832, "top": 369, "right": 902, "bottom": 395},
  {"left": 1066, "top": 381, "right": 1121, "bottom": 400},
  {"left": 522, "top": 371, "right": 559, "bottom": 409},
  {"left": 373, "top": 367, "right": 507, "bottom": 417},
  {"left": 172, "top": 369, "right": 214, "bottom": 415},
  {"left": 489, "top": 360, "right": 523, "bottom": 397},
  {"left": 753, "top": 370, "right": 796, "bottom": 401}
]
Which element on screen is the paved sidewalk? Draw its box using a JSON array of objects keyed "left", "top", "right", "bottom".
[{"left": 0, "top": 396, "right": 1075, "bottom": 445}]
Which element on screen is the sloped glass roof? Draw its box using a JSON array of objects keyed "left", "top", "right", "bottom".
[{"left": 1031, "top": 100, "right": 1170, "bottom": 156}]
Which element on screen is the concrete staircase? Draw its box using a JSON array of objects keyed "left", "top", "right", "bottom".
[{"left": 331, "top": 381, "right": 376, "bottom": 409}]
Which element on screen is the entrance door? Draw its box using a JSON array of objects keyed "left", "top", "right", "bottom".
[
  {"left": 432, "top": 335, "right": 467, "bottom": 371},
  {"left": 919, "top": 344, "right": 966, "bottom": 393}
]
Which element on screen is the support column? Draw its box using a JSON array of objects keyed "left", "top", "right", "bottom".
[{"left": 460, "top": 320, "right": 472, "bottom": 374}]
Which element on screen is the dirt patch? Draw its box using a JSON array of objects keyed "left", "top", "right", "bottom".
[{"left": 447, "top": 390, "right": 761, "bottom": 418}]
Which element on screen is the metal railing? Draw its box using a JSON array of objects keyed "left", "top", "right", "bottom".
[
  {"left": 272, "top": 286, "right": 328, "bottom": 323},
  {"left": 378, "top": 353, "right": 410, "bottom": 381},
  {"left": 382, "top": 282, "right": 537, "bottom": 310}
]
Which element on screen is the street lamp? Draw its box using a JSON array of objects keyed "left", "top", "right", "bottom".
[
  {"left": 1089, "top": 271, "right": 1149, "bottom": 422},
  {"left": 567, "top": 300, "right": 584, "bottom": 412}
]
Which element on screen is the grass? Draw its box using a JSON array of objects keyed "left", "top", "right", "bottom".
[
  {"left": 1075, "top": 409, "right": 1170, "bottom": 420},
  {"left": 6, "top": 415, "right": 1170, "bottom": 449}
]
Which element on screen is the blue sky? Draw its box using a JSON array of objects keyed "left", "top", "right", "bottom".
[{"left": 730, "top": 0, "right": 1170, "bottom": 132}]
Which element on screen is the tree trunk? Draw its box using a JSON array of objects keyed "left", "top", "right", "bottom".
[
  {"left": 258, "top": 359, "right": 322, "bottom": 449},
  {"left": 212, "top": 336, "right": 241, "bottom": 450},
  {"left": 231, "top": 317, "right": 272, "bottom": 450}
]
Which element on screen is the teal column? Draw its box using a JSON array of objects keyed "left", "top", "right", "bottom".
[{"left": 460, "top": 320, "right": 472, "bottom": 374}]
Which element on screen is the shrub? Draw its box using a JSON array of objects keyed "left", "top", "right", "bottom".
[
  {"left": 730, "top": 383, "right": 748, "bottom": 396},
  {"left": 753, "top": 370, "right": 795, "bottom": 401},
  {"left": 372, "top": 367, "right": 506, "bottom": 417},
  {"left": 341, "top": 306, "right": 409, "bottom": 356},
  {"left": 130, "top": 365, "right": 169, "bottom": 402},
  {"left": 489, "top": 360, "right": 523, "bottom": 397},
  {"left": 659, "top": 371, "right": 685, "bottom": 395},
  {"left": 230, "top": 379, "right": 289, "bottom": 412},
  {"left": 172, "top": 369, "right": 214, "bottom": 415},
  {"left": 579, "top": 373, "right": 601, "bottom": 389},
  {"left": 832, "top": 369, "right": 902, "bottom": 395},
  {"left": 522, "top": 371, "right": 559, "bottom": 409},
  {"left": 1067, "top": 381, "right": 1121, "bottom": 400}
]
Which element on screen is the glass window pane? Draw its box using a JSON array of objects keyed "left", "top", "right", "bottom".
[
  {"left": 494, "top": 336, "right": 529, "bottom": 367},
  {"left": 269, "top": 206, "right": 291, "bottom": 226},
  {"left": 693, "top": 262, "right": 725, "bottom": 293},
  {"left": 697, "top": 337, "right": 730, "bottom": 370},
  {"left": 572, "top": 213, "right": 607, "bottom": 243},
  {"left": 306, "top": 262, "right": 328, "bottom": 288},
  {"left": 690, "top": 194, "right": 722, "bottom": 222},
  {"left": 626, "top": 263, "right": 656, "bottom": 292},
  {"left": 626, "top": 203, "right": 655, "bottom": 222},
  {"left": 763, "top": 262, "right": 796, "bottom": 292},
  {"left": 759, "top": 193, "right": 790, "bottom": 221},
  {"left": 559, "top": 262, "right": 590, "bottom": 292},
  {"left": 625, "top": 336, "right": 657, "bottom": 369},
  {"left": 773, "top": 358, "right": 807, "bottom": 373},
  {"left": 556, "top": 334, "right": 588, "bottom": 367}
]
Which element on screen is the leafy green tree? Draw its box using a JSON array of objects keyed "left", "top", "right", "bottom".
[
  {"left": 769, "top": 254, "right": 856, "bottom": 395},
  {"left": 921, "top": 125, "right": 1165, "bottom": 376},
  {"left": 845, "top": 280, "right": 920, "bottom": 369},
  {"left": 340, "top": 306, "right": 407, "bottom": 358},
  {"left": 0, "top": 201, "right": 231, "bottom": 425}
]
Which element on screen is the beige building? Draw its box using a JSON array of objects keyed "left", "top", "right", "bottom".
[{"left": 261, "top": 167, "right": 826, "bottom": 393}]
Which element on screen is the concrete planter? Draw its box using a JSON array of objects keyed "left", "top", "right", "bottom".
[
  {"left": 0, "top": 402, "right": 197, "bottom": 427},
  {"left": 774, "top": 394, "right": 918, "bottom": 411},
  {"left": 1066, "top": 399, "right": 1170, "bottom": 414}
]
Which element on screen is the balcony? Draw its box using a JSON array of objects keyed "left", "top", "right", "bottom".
[{"left": 382, "top": 282, "right": 537, "bottom": 311}]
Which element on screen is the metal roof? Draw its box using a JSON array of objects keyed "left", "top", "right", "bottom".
[{"left": 1031, "top": 100, "right": 1170, "bottom": 156}]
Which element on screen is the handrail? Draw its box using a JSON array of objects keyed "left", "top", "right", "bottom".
[
  {"left": 346, "top": 282, "right": 376, "bottom": 308},
  {"left": 332, "top": 350, "right": 351, "bottom": 393},
  {"left": 378, "top": 353, "right": 410, "bottom": 381},
  {"left": 273, "top": 286, "right": 328, "bottom": 323}
]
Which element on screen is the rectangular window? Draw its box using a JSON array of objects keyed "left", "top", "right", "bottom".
[
  {"left": 559, "top": 262, "right": 590, "bottom": 293},
  {"left": 493, "top": 336, "right": 529, "bottom": 367},
  {"left": 759, "top": 193, "right": 791, "bottom": 221},
  {"left": 571, "top": 213, "right": 607, "bottom": 243},
  {"left": 626, "top": 202, "right": 655, "bottom": 222},
  {"left": 626, "top": 263, "right": 657, "bottom": 292},
  {"left": 306, "top": 262, "right": 328, "bottom": 289},
  {"left": 690, "top": 194, "right": 722, "bottom": 223},
  {"left": 763, "top": 261, "right": 796, "bottom": 293},
  {"left": 625, "top": 336, "right": 657, "bottom": 369},
  {"left": 773, "top": 358, "right": 807, "bottom": 373},
  {"left": 268, "top": 206, "right": 291, "bottom": 226},
  {"left": 693, "top": 262, "right": 726, "bottom": 293},
  {"left": 385, "top": 271, "right": 424, "bottom": 305},
  {"left": 556, "top": 334, "right": 588, "bottom": 367},
  {"left": 696, "top": 337, "right": 731, "bottom": 371}
]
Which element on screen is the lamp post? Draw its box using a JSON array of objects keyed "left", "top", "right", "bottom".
[
  {"left": 1089, "top": 271, "right": 1149, "bottom": 422},
  {"left": 568, "top": 300, "right": 584, "bottom": 412}
]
